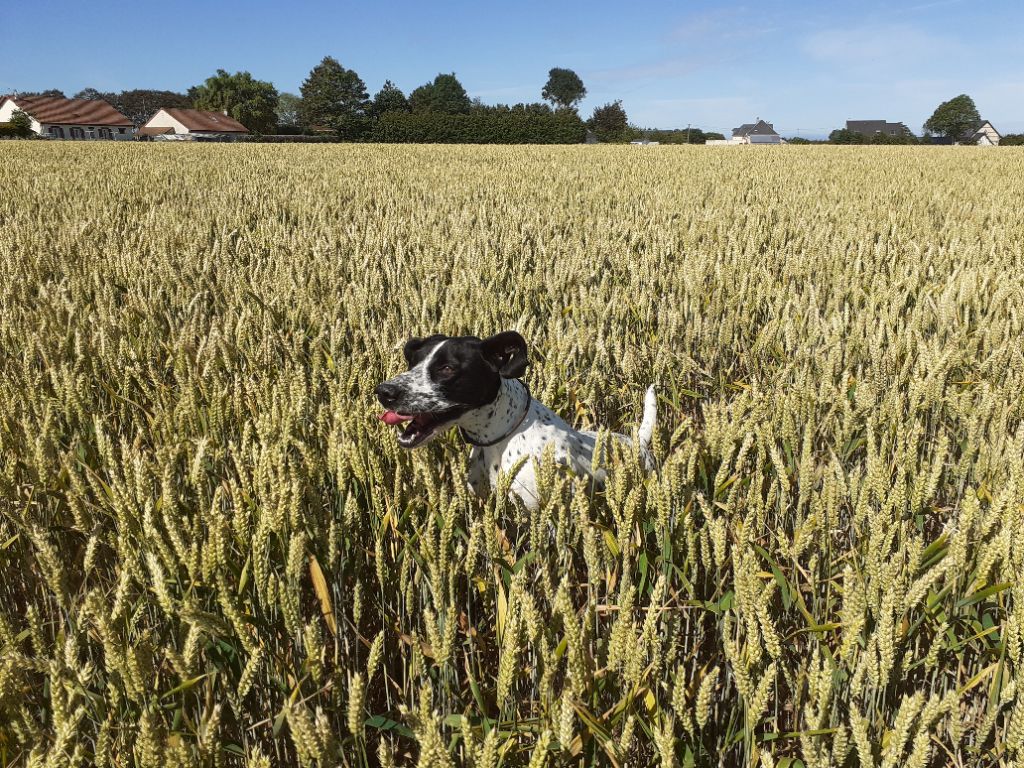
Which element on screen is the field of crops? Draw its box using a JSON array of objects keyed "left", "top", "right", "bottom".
[{"left": 1, "top": 142, "right": 1023, "bottom": 767}]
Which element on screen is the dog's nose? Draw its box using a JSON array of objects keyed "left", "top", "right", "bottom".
[{"left": 375, "top": 383, "right": 400, "bottom": 407}]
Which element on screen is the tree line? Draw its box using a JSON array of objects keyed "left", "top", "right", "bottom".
[
  {"left": 12, "top": 78, "right": 1017, "bottom": 145},
  {"left": 11, "top": 61, "right": 667, "bottom": 143},
  {"left": 821, "top": 94, "right": 1017, "bottom": 144}
]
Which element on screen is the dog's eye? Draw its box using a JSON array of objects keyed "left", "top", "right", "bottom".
[{"left": 436, "top": 364, "right": 455, "bottom": 377}]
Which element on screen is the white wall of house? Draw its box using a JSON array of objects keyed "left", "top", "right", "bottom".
[
  {"left": 144, "top": 110, "right": 193, "bottom": 135},
  {"left": 0, "top": 99, "right": 42, "bottom": 133},
  {"left": 55, "top": 124, "right": 132, "bottom": 140},
  {"left": 40, "top": 124, "right": 133, "bottom": 140},
  {"left": 974, "top": 122, "right": 1000, "bottom": 145}
]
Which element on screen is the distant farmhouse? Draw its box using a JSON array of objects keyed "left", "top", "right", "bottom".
[
  {"left": 706, "top": 119, "right": 781, "bottom": 145},
  {"left": 0, "top": 95, "right": 133, "bottom": 139},
  {"left": 962, "top": 120, "right": 1001, "bottom": 145},
  {"left": 929, "top": 120, "right": 1002, "bottom": 145},
  {"left": 139, "top": 108, "right": 249, "bottom": 140},
  {"left": 846, "top": 120, "right": 912, "bottom": 138}
]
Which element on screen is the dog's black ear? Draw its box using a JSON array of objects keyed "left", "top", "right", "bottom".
[
  {"left": 403, "top": 335, "right": 445, "bottom": 367},
  {"left": 479, "top": 331, "right": 528, "bottom": 378}
]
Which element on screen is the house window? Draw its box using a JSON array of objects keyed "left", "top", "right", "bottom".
[
  {"left": 70, "top": 127, "right": 85, "bottom": 139},
  {"left": 98, "top": 127, "right": 112, "bottom": 140},
  {"left": 117, "top": 128, "right": 126, "bottom": 134},
  {"left": 50, "top": 126, "right": 65, "bottom": 139}
]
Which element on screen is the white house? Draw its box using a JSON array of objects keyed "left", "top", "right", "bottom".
[
  {"left": 139, "top": 108, "right": 249, "bottom": 139},
  {"left": 707, "top": 119, "right": 782, "bottom": 145},
  {"left": 961, "top": 120, "right": 1001, "bottom": 146},
  {"left": 0, "top": 95, "right": 133, "bottom": 139},
  {"left": 732, "top": 120, "right": 781, "bottom": 144}
]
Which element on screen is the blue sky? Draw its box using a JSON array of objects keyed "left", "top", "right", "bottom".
[{"left": 3, "top": 0, "right": 1022, "bottom": 137}]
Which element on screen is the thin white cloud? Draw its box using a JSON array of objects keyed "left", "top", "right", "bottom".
[
  {"left": 588, "top": 6, "right": 781, "bottom": 85},
  {"left": 667, "top": 7, "right": 779, "bottom": 43},
  {"left": 588, "top": 56, "right": 712, "bottom": 83},
  {"left": 647, "top": 96, "right": 751, "bottom": 111},
  {"left": 894, "top": 0, "right": 967, "bottom": 14},
  {"left": 802, "top": 23, "right": 962, "bottom": 71}
]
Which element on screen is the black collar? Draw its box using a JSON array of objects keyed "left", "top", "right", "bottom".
[{"left": 460, "top": 381, "right": 532, "bottom": 447}]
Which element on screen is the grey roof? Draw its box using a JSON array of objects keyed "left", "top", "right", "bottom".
[
  {"left": 732, "top": 119, "right": 778, "bottom": 137},
  {"left": 847, "top": 120, "right": 911, "bottom": 136},
  {"left": 847, "top": 120, "right": 887, "bottom": 133}
]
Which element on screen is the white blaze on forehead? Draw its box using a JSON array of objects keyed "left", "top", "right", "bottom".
[
  {"left": 389, "top": 338, "right": 448, "bottom": 404},
  {"left": 412, "top": 339, "right": 446, "bottom": 378}
]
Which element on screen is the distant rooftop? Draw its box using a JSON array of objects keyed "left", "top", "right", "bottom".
[
  {"left": 846, "top": 120, "right": 911, "bottom": 137},
  {"left": 732, "top": 119, "right": 778, "bottom": 138},
  {"left": 158, "top": 108, "right": 248, "bottom": 133},
  {"left": 2, "top": 95, "right": 132, "bottom": 126}
]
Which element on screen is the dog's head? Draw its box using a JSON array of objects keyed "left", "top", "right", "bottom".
[{"left": 375, "top": 331, "right": 528, "bottom": 448}]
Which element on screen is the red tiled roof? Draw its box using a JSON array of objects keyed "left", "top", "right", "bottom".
[
  {"left": 158, "top": 108, "right": 249, "bottom": 133},
  {"left": 137, "top": 125, "right": 174, "bottom": 136},
  {"left": 3, "top": 96, "right": 133, "bottom": 126}
]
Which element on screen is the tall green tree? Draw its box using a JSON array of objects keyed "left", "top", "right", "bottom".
[
  {"left": 73, "top": 88, "right": 108, "bottom": 101},
  {"left": 8, "top": 109, "right": 33, "bottom": 138},
  {"left": 588, "top": 100, "right": 629, "bottom": 142},
  {"left": 408, "top": 74, "right": 471, "bottom": 114},
  {"left": 541, "top": 68, "right": 586, "bottom": 110},
  {"left": 108, "top": 90, "right": 192, "bottom": 126},
  {"left": 189, "top": 70, "right": 277, "bottom": 133},
  {"left": 276, "top": 92, "right": 303, "bottom": 130},
  {"left": 923, "top": 94, "right": 981, "bottom": 141},
  {"left": 18, "top": 89, "right": 66, "bottom": 98},
  {"left": 369, "top": 81, "right": 409, "bottom": 117},
  {"left": 298, "top": 57, "right": 369, "bottom": 133}
]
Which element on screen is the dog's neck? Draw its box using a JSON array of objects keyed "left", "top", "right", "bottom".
[{"left": 458, "top": 378, "right": 530, "bottom": 445}]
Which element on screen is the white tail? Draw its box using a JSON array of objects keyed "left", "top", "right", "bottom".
[{"left": 638, "top": 385, "right": 657, "bottom": 451}]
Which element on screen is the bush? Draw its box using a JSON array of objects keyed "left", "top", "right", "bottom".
[
  {"left": 371, "top": 106, "right": 585, "bottom": 144},
  {"left": 1000, "top": 134, "right": 1024, "bottom": 146},
  {"left": 10, "top": 110, "right": 33, "bottom": 138},
  {"left": 588, "top": 101, "right": 630, "bottom": 143},
  {"left": 0, "top": 124, "right": 44, "bottom": 140},
  {"left": 640, "top": 127, "right": 718, "bottom": 144},
  {"left": 1, "top": 110, "right": 34, "bottom": 139},
  {"left": 828, "top": 128, "right": 920, "bottom": 145},
  {"left": 237, "top": 134, "right": 342, "bottom": 143}
]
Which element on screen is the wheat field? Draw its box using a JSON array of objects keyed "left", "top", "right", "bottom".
[{"left": 1, "top": 142, "right": 1023, "bottom": 767}]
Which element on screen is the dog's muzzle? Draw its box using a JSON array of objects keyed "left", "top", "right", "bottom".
[{"left": 375, "top": 382, "right": 457, "bottom": 448}]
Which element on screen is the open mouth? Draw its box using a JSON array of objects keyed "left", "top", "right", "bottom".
[{"left": 378, "top": 410, "right": 450, "bottom": 448}]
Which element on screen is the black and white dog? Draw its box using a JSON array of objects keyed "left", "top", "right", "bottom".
[{"left": 375, "top": 331, "right": 656, "bottom": 509}]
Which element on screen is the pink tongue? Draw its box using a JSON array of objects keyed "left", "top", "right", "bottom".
[{"left": 379, "top": 411, "right": 413, "bottom": 426}]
